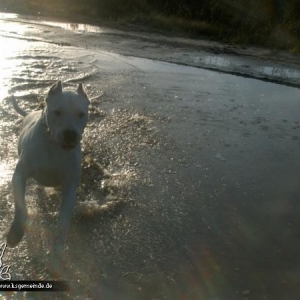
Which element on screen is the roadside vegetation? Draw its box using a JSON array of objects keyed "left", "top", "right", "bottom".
[{"left": 1, "top": 0, "right": 300, "bottom": 51}]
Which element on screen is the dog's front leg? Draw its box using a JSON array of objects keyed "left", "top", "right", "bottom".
[
  {"left": 51, "top": 184, "right": 77, "bottom": 272},
  {"left": 7, "top": 162, "right": 28, "bottom": 247}
]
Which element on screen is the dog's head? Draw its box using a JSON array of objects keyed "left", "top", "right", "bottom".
[{"left": 45, "top": 81, "right": 90, "bottom": 150}]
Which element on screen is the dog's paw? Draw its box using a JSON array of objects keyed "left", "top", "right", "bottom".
[{"left": 6, "top": 221, "right": 25, "bottom": 247}]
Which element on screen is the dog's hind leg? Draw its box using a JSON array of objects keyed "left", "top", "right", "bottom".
[{"left": 7, "top": 161, "right": 28, "bottom": 247}]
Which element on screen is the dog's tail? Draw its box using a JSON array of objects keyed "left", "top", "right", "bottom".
[{"left": 11, "top": 97, "right": 27, "bottom": 117}]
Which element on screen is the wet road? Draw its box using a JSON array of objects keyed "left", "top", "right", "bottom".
[{"left": 0, "top": 13, "right": 300, "bottom": 300}]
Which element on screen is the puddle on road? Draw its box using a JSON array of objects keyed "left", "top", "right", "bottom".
[
  {"left": 196, "top": 54, "right": 300, "bottom": 85},
  {"left": 1, "top": 12, "right": 300, "bottom": 86}
]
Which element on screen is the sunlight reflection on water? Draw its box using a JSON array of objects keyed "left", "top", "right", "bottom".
[
  {"left": 258, "top": 66, "right": 300, "bottom": 80},
  {"left": 41, "top": 21, "right": 104, "bottom": 33},
  {"left": 0, "top": 30, "right": 30, "bottom": 100},
  {"left": 0, "top": 20, "right": 30, "bottom": 186},
  {"left": 0, "top": 13, "right": 18, "bottom": 19}
]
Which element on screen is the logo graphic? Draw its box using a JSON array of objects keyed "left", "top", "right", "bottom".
[{"left": 0, "top": 243, "right": 11, "bottom": 281}]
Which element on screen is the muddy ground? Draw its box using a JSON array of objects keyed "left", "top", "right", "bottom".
[{"left": 0, "top": 13, "right": 300, "bottom": 300}]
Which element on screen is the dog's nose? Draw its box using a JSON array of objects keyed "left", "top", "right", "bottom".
[{"left": 63, "top": 130, "right": 78, "bottom": 145}]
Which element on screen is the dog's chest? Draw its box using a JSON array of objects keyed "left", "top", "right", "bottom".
[
  {"left": 30, "top": 152, "right": 81, "bottom": 187},
  {"left": 32, "top": 146, "right": 81, "bottom": 185},
  {"left": 32, "top": 166, "right": 61, "bottom": 187}
]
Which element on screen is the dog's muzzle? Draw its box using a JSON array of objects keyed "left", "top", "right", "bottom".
[{"left": 61, "top": 129, "right": 79, "bottom": 150}]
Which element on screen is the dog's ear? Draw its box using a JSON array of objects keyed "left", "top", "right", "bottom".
[
  {"left": 48, "top": 81, "right": 63, "bottom": 97},
  {"left": 77, "top": 83, "right": 90, "bottom": 103}
]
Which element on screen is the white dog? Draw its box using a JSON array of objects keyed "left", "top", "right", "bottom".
[{"left": 7, "top": 81, "right": 90, "bottom": 268}]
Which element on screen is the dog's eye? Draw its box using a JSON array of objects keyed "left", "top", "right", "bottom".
[
  {"left": 78, "top": 112, "right": 85, "bottom": 118},
  {"left": 54, "top": 110, "right": 61, "bottom": 117}
]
